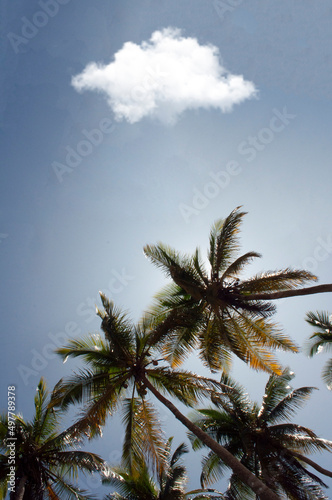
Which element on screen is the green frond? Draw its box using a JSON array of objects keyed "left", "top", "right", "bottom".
[
  {"left": 159, "top": 311, "right": 203, "bottom": 367},
  {"left": 121, "top": 397, "right": 165, "bottom": 475},
  {"left": 144, "top": 243, "right": 183, "bottom": 273},
  {"left": 230, "top": 313, "right": 297, "bottom": 355},
  {"left": 200, "top": 451, "right": 228, "bottom": 487},
  {"left": 102, "top": 463, "right": 158, "bottom": 499},
  {"left": 322, "top": 358, "right": 332, "bottom": 390},
  {"left": 258, "top": 368, "right": 295, "bottom": 421},
  {"left": 239, "top": 269, "right": 316, "bottom": 294},
  {"left": 46, "top": 471, "right": 99, "bottom": 500},
  {"left": 146, "top": 367, "right": 225, "bottom": 406},
  {"left": 306, "top": 332, "right": 332, "bottom": 357},
  {"left": 193, "top": 248, "right": 209, "bottom": 285},
  {"left": 305, "top": 311, "right": 332, "bottom": 390},
  {"left": 225, "top": 469, "right": 256, "bottom": 500},
  {"left": 56, "top": 335, "right": 123, "bottom": 368},
  {"left": 306, "top": 311, "right": 332, "bottom": 329},
  {"left": 220, "top": 251, "right": 261, "bottom": 282},
  {"left": 99, "top": 303, "right": 136, "bottom": 356},
  {"left": 145, "top": 244, "right": 207, "bottom": 299},
  {"left": 262, "top": 386, "right": 316, "bottom": 425},
  {"left": 272, "top": 430, "right": 332, "bottom": 455},
  {"left": 46, "top": 450, "right": 106, "bottom": 475},
  {"left": 197, "top": 314, "right": 233, "bottom": 373},
  {"left": 52, "top": 370, "right": 125, "bottom": 438},
  {"left": 52, "top": 369, "right": 112, "bottom": 410},
  {"left": 222, "top": 314, "right": 284, "bottom": 374},
  {"left": 32, "top": 378, "right": 59, "bottom": 443},
  {"left": 208, "top": 207, "right": 247, "bottom": 274}
]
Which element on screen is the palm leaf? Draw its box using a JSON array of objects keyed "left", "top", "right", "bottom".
[
  {"left": 265, "top": 387, "right": 316, "bottom": 425},
  {"left": 322, "top": 358, "right": 332, "bottom": 390},
  {"left": 220, "top": 251, "right": 261, "bottom": 283},
  {"left": 146, "top": 368, "right": 225, "bottom": 406},
  {"left": 209, "top": 207, "right": 246, "bottom": 274},
  {"left": 239, "top": 269, "right": 316, "bottom": 294}
]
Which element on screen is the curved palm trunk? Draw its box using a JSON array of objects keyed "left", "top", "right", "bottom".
[
  {"left": 289, "top": 451, "right": 332, "bottom": 478},
  {"left": 242, "top": 284, "right": 332, "bottom": 301},
  {"left": 13, "top": 475, "right": 28, "bottom": 500},
  {"left": 142, "top": 376, "right": 280, "bottom": 500}
]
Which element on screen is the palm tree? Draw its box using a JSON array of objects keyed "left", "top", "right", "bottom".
[
  {"left": 305, "top": 311, "right": 332, "bottom": 390},
  {"left": 144, "top": 206, "right": 312, "bottom": 374},
  {"left": 102, "top": 437, "right": 225, "bottom": 499},
  {"left": 0, "top": 378, "right": 107, "bottom": 500},
  {"left": 53, "top": 294, "right": 280, "bottom": 500},
  {"left": 188, "top": 369, "right": 332, "bottom": 499}
]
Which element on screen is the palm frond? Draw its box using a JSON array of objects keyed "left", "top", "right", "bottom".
[
  {"left": 209, "top": 207, "right": 246, "bottom": 274},
  {"left": 146, "top": 368, "right": 226, "bottom": 406},
  {"left": 239, "top": 269, "right": 316, "bottom": 294},
  {"left": 220, "top": 252, "right": 261, "bottom": 283},
  {"left": 264, "top": 387, "right": 316, "bottom": 425},
  {"left": 322, "top": 358, "right": 332, "bottom": 390},
  {"left": 46, "top": 470, "right": 99, "bottom": 500},
  {"left": 222, "top": 314, "right": 284, "bottom": 374},
  {"left": 121, "top": 397, "right": 165, "bottom": 475},
  {"left": 56, "top": 335, "right": 123, "bottom": 368},
  {"left": 257, "top": 368, "right": 295, "bottom": 421},
  {"left": 98, "top": 298, "right": 136, "bottom": 357},
  {"left": 306, "top": 311, "right": 332, "bottom": 329}
]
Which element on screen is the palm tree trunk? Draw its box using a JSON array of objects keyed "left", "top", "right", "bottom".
[
  {"left": 242, "top": 284, "right": 332, "bottom": 301},
  {"left": 14, "top": 475, "right": 27, "bottom": 500},
  {"left": 289, "top": 451, "right": 332, "bottom": 478},
  {"left": 142, "top": 375, "right": 280, "bottom": 500}
]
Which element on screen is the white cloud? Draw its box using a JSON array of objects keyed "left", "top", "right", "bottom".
[{"left": 72, "top": 28, "right": 257, "bottom": 125}]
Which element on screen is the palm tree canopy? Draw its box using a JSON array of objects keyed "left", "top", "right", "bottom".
[
  {"left": 102, "top": 437, "right": 225, "bottom": 500},
  {"left": 53, "top": 295, "right": 283, "bottom": 500},
  {"left": 0, "top": 378, "right": 107, "bottom": 500},
  {"left": 305, "top": 311, "right": 332, "bottom": 390},
  {"left": 53, "top": 294, "right": 226, "bottom": 474},
  {"left": 144, "top": 207, "right": 307, "bottom": 373},
  {"left": 102, "top": 437, "right": 188, "bottom": 500},
  {"left": 188, "top": 369, "right": 332, "bottom": 499}
]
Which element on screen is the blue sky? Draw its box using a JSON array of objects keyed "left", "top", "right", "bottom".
[{"left": 1, "top": 0, "right": 332, "bottom": 497}]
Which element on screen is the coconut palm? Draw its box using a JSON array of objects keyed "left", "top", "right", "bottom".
[
  {"left": 189, "top": 369, "right": 332, "bottom": 499},
  {"left": 0, "top": 378, "right": 107, "bottom": 500},
  {"left": 53, "top": 294, "right": 280, "bottom": 500},
  {"left": 144, "top": 206, "right": 317, "bottom": 373},
  {"left": 102, "top": 437, "right": 225, "bottom": 500},
  {"left": 305, "top": 311, "right": 332, "bottom": 390}
]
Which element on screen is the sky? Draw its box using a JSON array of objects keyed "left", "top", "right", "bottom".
[{"left": 1, "top": 0, "right": 332, "bottom": 497}]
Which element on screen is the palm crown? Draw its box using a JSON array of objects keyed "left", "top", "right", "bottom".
[
  {"left": 102, "top": 437, "right": 226, "bottom": 500},
  {"left": 53, "top": 294, "right": 224, "bottom": 473},
  {"left": 189, "top": 369, "right": 332, "bottom": 499},
  {"left": 144, "top": 207, "right": 313, "bottom": 373},
  {"left": 0, "top": 378, "right": 107, "bottom": 500},
  {"left": 53, "top": 294, "right": 280, "bottom": 500}
]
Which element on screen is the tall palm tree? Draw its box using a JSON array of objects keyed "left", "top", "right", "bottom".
[
  {"left": 189, "top": 369, "right": 332, "bottom": 499},
  {"left": 144, "top": 206, "right": 313, "bottom": 373},
  {"left": 53, "top": 294, "right": 280, "bottom": 500},
  {"left": 0, "top": 378, "right": 107, "bottom": 500},
  {"left": 102, "top": 437, "right": 225, "bottom": 499},
  {"left": 305, "top": 311, "right": 332, "bottom": 390}
]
